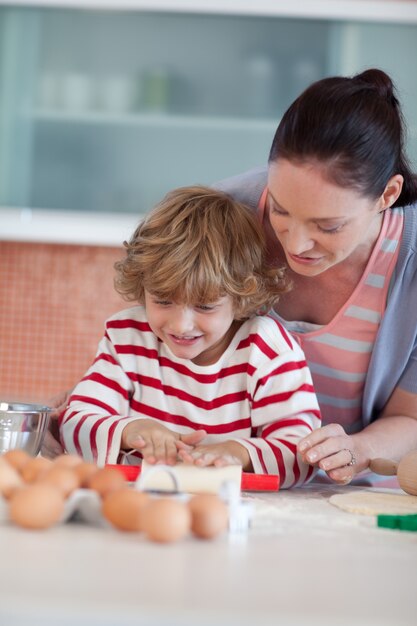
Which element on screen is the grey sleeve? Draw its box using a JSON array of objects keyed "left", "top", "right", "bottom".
[
  {"left": 398, "top": 350, "right": 417, "bottom": 394},
  {"left": 212, "top": 166, "right": 268, "bottom": 211}
]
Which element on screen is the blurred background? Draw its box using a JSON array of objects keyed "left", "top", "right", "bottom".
[{"left": 1, "top": 0, "right": 417, "bottom": 402}]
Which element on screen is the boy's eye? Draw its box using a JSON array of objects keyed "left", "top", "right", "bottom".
[
  {"left": 154, "top": 300, "right": 172, "bottom": 306},
  {"left": 195, "top": 304, "right": 215, "bottom": 312}
]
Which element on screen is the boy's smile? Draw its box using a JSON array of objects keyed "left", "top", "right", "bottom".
[
  {"left": 169, "top": 333, "right": 203, "bottom": 345},
  {"left": 144, "top": 290, "right": 238, "bottom": 366}
]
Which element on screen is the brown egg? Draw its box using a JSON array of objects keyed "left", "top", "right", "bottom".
[
  {"left": 2, "top": 449, "right": 31, "bottom": 472},
  {"left": 87, "top": 467, "right": 126, "bottom": 498},
  {"left": 397, "top": 450, "right": 417, "bottom": 496},
  {"left": 53, "top": 454, "right": 84, "bottom": 469},
  {"left": 102, "top": 488, "right": 150, "bottom": 531},
  {"left": 142, "top": 498, "right": 191, "bottom": 543},
  {"left": 9, "top": 484, "right": 65, "bottom": 529},
  {"left": 20, "top": 456, "right": 53, "bottom": 483},
  {"left": 74, "top": 462, "right": 99, "bottom": 488},
  {"left": 38, "top": 466, "right": 81, "bottom": 498},
  {"left": 0, "top": 457, "right": 24, "bottom": 499},
  {"left": 188, "top": 494, "right": 229, "bottom": 539}
]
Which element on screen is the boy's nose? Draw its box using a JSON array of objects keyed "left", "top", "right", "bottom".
[{"left": 169, "top": 307, "right": 195, "bottom": 335}]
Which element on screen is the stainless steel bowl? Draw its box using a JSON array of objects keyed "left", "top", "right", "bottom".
[{"left": 0, "top": 401, "right": 52, "bottom": 456}]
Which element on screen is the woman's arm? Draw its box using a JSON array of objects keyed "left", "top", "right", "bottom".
[
  {"left": 357, "top": 387, "right": 417, "bottom": 462},
  {"left": 298, "top": 386, "right": 417, "bottom": 484}
]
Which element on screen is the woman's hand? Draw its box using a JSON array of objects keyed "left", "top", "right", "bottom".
[
  {"left": 177, "top": 440, "right": 252, "bottom": 471},
  {"left": 122, "top": 419, "right": 207, "bottom": 466},
  {"left": 297, "top": 423, "right": 364, "bottom": 484},
  {"left": 41, "top": 390, "right": 71, "bottom": 458}
]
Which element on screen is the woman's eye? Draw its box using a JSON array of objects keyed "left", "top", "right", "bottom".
[
  {"left": 270, "top": 204, "right": 287, "bottom": 216},
  {"left": 317, "top": 224, "right": 343, "bottom": 234}
]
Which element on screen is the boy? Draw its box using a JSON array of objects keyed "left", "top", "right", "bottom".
[{"left": 61, "top": 186, "right": 321, "bottom": 488}]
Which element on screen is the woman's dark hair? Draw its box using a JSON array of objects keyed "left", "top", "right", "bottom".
[{"left": 268, "top": 68, "right": 417, "bottom": 207}]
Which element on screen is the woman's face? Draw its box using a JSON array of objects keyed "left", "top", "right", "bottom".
[{"left": 267, "top": 160, "right": 383, "bottom": 276}]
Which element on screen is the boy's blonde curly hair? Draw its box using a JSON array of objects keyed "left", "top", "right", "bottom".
[{"left": 114, "top": 186, "right": 289, "bottom": 320}]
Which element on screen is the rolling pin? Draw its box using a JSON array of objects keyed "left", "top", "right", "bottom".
[
  {"left": 369, "top": 450, "right": 417, "bottom": 496},
  {"left": 107, "top": 463, "right": 280, "bottom": 492}
]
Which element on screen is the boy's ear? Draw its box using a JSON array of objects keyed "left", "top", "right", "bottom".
[{"left": 379, "top": 174, "right": 404, "bottom": 210}]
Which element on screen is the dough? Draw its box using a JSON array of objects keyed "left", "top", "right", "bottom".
[{"left": 329, "top": 490, "right": 417, "bottom": 515}]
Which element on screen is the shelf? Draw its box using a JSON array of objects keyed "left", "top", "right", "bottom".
[
  {"left": 30, "top": 109, "right": 417, "bottom": 139},
  {"left": 32, "top": 109, "right": 280, "bottom": 132},
  {"left": 2, "top": 1, "right": 417, "bottom": 25}
]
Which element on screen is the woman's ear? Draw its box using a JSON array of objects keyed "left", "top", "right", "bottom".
[{"left": 379, "top": 174, "right": 404, "bottom": 210}]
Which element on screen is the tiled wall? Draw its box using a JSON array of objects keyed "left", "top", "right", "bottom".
[{"left": 0, "top": 241, "right": 126, "bottom": 404}]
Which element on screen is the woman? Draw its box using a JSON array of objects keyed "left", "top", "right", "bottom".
[
  {"left": 45, "top": 68, "right": 417, "bottom": 485},
  {"left": 215, "top": 68, "right": 417, "bottom": 484}
]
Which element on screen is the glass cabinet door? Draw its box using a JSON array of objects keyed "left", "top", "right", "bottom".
[{"left": 0, "top": 5, "right": 416, "bottom": 215}]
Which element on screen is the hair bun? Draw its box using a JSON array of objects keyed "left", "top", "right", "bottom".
[{"left": 354, "top": 68, "right": 397, "bottom": 103}]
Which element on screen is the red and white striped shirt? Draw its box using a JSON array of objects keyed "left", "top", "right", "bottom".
[{"left": 61, "top": 306, "right": 321, "bottom": 488}]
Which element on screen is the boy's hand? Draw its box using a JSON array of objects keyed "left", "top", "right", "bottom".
[
  {"left": 177, "top": 440, "right": 253, "bottom": 472},
  {"left": 41, "top": 390, "right": 71, "bottom": 458},
  {"left": 122, "top": 419, "right": 207, "bottom": 466}
]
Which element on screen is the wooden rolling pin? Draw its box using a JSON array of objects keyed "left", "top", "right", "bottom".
[
  {"left": 107, "top": 463, "right": 280, "bottom": 492},
  {"left": 369, "top": 450, "right": 417, "bottom": 496}
]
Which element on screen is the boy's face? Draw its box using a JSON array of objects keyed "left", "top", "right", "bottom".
[{"left": 144, "top": 290, "right": 237, "bottom": 366}]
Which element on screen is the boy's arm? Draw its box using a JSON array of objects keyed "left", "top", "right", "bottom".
[
  {"left": 178, "top": 352, "right": 321, "bottom": 487},
  {"left": 61, "top": 330, "right": 208, "bottom": 466},
  {"left": 229, "top": 354, "right": 322, "bottom": 488},
  {"left": 60, "top": 332, "right": 139, "bottom": 466}
]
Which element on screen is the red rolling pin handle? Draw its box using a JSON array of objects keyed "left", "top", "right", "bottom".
[
  {"left": 107, "top": 464, "right": 280, "bottom": 491},
  {"left": 241, "top": 472, "right": 279, "bottom": 491}
]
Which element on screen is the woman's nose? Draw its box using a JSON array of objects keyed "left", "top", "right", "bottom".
[{"left": 286, "top": 224, "right": 314, "bottom": 255}]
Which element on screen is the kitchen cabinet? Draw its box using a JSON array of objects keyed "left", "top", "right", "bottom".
[{"left": 1, "top": 1, "right": 417, "bottom": 244}]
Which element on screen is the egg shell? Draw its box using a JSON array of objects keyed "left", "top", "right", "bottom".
[
  {"left": 74, "top": 462, "right": 99, "bottom": 487},
  {"left": 397, "top": 450, "right": 417, "bottom": 496},
  {"left": 102, "top": 488, "right": 150, "bottom": 531},
  {"left": 142, "top": 498, "right": 191, "bottom": 543},
  {"left": 9, "top": 484, "right": 65, "bottom": 529},
  {"left": 188, "top": 494, "right": 229, "bottom": 539},
  {"left": 20, "top": 456, "right": 53, "bottom": 483},
  {"left": 87, "top": 467, "right": 126, "bottom": 498},
  {"left": 0, "top": 457, "right": 24, "bottom": 499},
  {"left": 38, "top": 466, "right": 81, "bottom": 498},
  {"left": 53, "top": 454, "right": 84, "bottom": 469},
  {"left": 2, "top": 449, "right": 31, "bottom": 472}
]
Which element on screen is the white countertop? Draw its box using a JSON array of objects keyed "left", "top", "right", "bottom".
[{"left": 1, "top": 484, "right": 416, "bottom": 626}]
